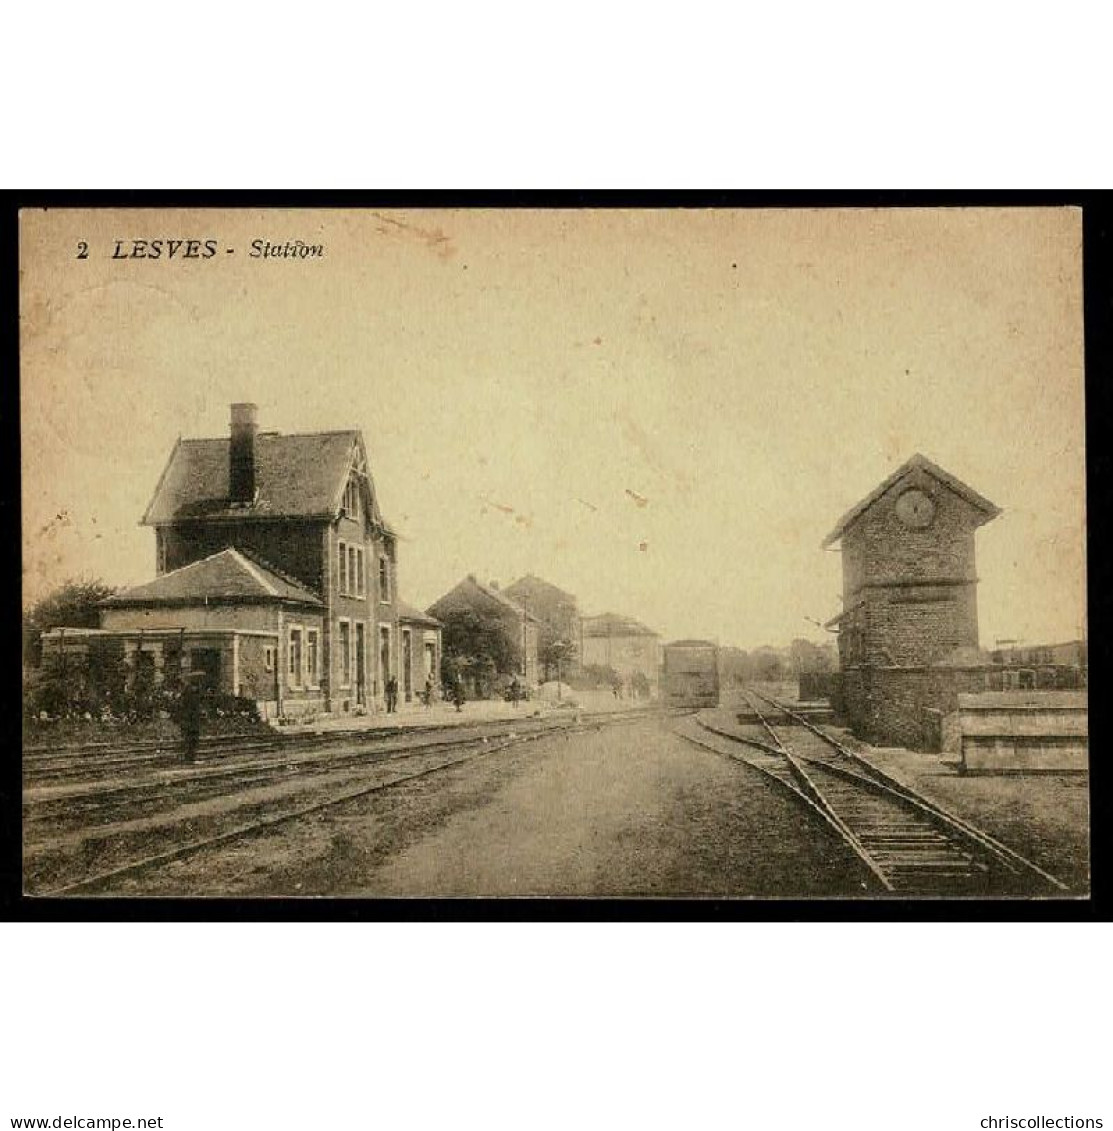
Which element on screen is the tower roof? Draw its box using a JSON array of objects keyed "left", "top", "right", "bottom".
[{"left": 822, "top": 453, "right": 1001, "bottom": 548}]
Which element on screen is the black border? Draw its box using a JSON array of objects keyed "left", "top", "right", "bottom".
[{"left": 2, "top": 190, "right": 1107, "bottom": 923}]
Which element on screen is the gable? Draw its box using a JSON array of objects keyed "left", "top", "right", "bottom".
[
  {"left": 823, "top": 454, "right": 1000, "bottom": 548},
  {"left": 505, "top": 575, "right": 577, "bottom": 607},
  {"left": 332, "top": 435, "right": 389, "bottom": 530},
  {"left": 428, "top": 577, "right": 539, "bottom": 624}
]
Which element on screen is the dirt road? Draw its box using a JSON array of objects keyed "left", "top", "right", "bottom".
[{"left": 105, "top": 715, "right": 873, "bottom": 896}]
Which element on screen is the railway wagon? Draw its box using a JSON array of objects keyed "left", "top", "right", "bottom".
[{"left": 662, "top": 639, "right": 720, "bottom": 707}]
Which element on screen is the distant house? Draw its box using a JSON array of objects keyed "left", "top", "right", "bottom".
[
  {"left": 503, "top": 574, "right": 580, "bottom": 679},
  {"left": 579, "top": 612, "right": 661, "bottom": 698},
  {"left": 428, "top": 575, "right": 541, "bottom": 692},
  {"left": 41, "top": 403, "right": 440, "bottom": 717},
  {"left": 986, "top": 639, "right": 1087, "bottom": 691}
]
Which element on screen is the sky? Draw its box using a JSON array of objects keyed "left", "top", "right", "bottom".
[{"left": 20, "top": 207, "right": 1086, "bottom": 650}]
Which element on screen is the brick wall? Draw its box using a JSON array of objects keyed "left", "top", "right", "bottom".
[
  {"left": 326, "top": 516, "right": 388, "bottom": 709},
  {"left": 237, "top": 633, "right": 279, "bottom": 703},
  {"left": 841, "top": 666, "right": 991, "bottom": 748},
  {"left": 102, "top": 603, "right": 277, "bottom": 632},
  {"left": 859, "top": 583, "right": 979, "bottom": 667},
  {"left": 841, "top": 472, "right": 978, "bottom": 593},
  {"left": 835, "top": 471, "right": 997, "bottom": 748},
  {"left": 161, "top": 520, "right": 327, "bottom": 592}
]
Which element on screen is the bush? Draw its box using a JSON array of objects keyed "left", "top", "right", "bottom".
[
  {"left": 23, "top": 663, "right": 260, "bottom": 728},
  {"left": 204, "top": 692, "right": 261, "bottom": 722}
]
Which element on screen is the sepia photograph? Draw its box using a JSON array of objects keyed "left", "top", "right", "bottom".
[{"left": 18, "top": 204, "right": 1089, "bottom": 901}]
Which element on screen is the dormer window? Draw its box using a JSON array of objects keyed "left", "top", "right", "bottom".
[{"left": 342, "top": 477, "right": 361, "bottom": 520}]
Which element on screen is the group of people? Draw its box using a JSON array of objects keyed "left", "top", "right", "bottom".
[{"left": 386, "top": 673, "right": 452, "bottom": 713}]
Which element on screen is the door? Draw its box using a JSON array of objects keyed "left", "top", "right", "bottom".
[
  {"left": 402, "top": 630, "right": 413, "bottom": 702},
  {"left": 379, "top": 627, "right": 391, "bottom": 705},
  {"left": 191, "top": 648, "right": 221, "bottom": 695},
  {"left": 355, "top": 623, "right": 366, "bottom": 704}
]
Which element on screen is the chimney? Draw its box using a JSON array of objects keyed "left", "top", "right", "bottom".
[{"left": 229, "top": 402, "right": 258, "bottom": 505}]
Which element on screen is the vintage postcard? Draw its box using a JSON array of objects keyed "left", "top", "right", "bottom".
[{"left": 19, "top": 205, "right": 1089, "bottom": 900}]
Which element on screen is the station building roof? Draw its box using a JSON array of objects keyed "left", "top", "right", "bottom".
[
  {"left": 398, "top": 601, "right": 442, "bottom": 627},
  {"left": 102, "top": 547, "right": 324, "bottom": 608},
  {"left": 142, "top": 429, "right": 395, "bottom": 533}
]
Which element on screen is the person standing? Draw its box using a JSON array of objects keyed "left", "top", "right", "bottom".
[
  {"left": 423, "top": 674, "right": 433, "bottom": 709},
  {"left": 452, "top": 675, "right": 465, "bottom": 712},
  {"left": 386, "top": 674, "right": 398, "bottom": 713},
  {"left": 178, "top": 673, "right": 204, "bottom": 763}
]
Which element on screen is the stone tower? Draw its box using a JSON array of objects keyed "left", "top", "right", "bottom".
[{"left": 824, "top": 454, "right": 1000, "bottom": 745}]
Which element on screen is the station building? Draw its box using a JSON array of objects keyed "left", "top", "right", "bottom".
[{"left": 42, "top": 404, "right": 441, "bottom": 718}]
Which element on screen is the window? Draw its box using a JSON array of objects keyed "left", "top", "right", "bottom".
[
  {"left": 264, "top": 645, "right": 275, "bottom": 672},
  {"left": 306, "top": 629, "right": 320, "bottom": 686},
  {"left": 337, "top": 540, "right": 367, "bottom": 598},
  {"left": 379, "top": 555, "right": 390, "bottom": 602},
  {"left": 343, "top": 477, "right": 361, "bottom": 519},
  {"left": 289, "top": 628, "right": 303, "bottom": 687},
  {"left": 339, "top": 620, "right": 351, "bottom": 686},
  {"left": 157, "top": 532, "right": 167, "bottom": 575}
]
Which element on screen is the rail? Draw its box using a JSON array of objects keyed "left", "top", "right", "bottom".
[
  {"left": 675, "top": 689, "right": 1070, "bottom": 896},
  {"left": 747, "top": 688, "right": 1070, "bottom": 893}
]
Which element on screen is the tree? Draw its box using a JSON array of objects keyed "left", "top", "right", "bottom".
[
  {"left": 439, "top": 607, "right": 521, "bottom": 697},
  {"left": 718, "top": 646, "right": 751, "bottom": 686},
  {"left": 539, "top": 635, "right": 575, "bottom": 683},
  {"left": 572, "top": 663, "right": 622, "bottom": 691},
  {"left": 750, "top": 647, "right": 788, "bottom": 682},
  {"left": 22, "top": 578, "right": 116, "bottom": 667}
]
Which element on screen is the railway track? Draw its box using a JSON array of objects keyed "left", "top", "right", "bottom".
[
  {"left": 23, "top": 711, "right": 602, "bottom": 786},
  {"left": 676, "top": 689, "right": 1070, "bottom": 896},
  {"left": 26, "top": 709, "right": 652, "bottom": 896},
  {"left": 24, "top": 715, "right": 599, "bottom": 830}
]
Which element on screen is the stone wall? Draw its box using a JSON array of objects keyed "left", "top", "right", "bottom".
[
  {"left": 841, "top": 665, "right": 992, "bottom": 749},
  {"left": 860, "top": 584, "right": 979, "bottom": 667}
]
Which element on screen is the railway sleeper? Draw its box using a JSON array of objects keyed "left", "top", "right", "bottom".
[{"left": 868, "top": 850, "right": 972, "bottom": 859}]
